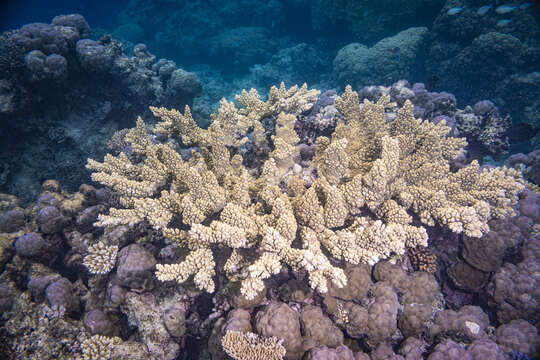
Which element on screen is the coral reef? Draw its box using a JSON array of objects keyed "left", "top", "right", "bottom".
[
  {"left": 87, "top": 84, "right": 523, "bottom": 302},
  {"left": 427, "top": 1, "right": 540, "bottom": 124},
  {"left": 95, "top": 0, "right": 540, "bottom": 144},
  {"left": 221, "top": 330, "right": 286, "bottom": 360},
  {"left": 454, "top": 103, "right": 511, "bottom": 157},
  {"left": 354, "top": 80, "right": 512, "bottom": 160},
  {"left": 0, "top": 69, "right": 537, "bottom": 360},
  {"left": 81, "top": 334, "right": 122, "bottom": 360},
  {"left": 0, "top": 177, "right": 538, "bottom": 359},
  {"left": 506, "top": 150, "right": 540, "bottom": 186},
  {"left": 120, "top": 291, "right": 187, "bottom": 359},
  {"left": 83, "top": 241, "right": 119, "bottom": 275},
  {"left": 333, "top": 27, "right": 429, "bottom": 89},
  {"left": 408, "top": 246, "right": 437, "bottom": 274},
  {"left": 310, "top": 0, "right": 444, "bottom": 43},
  {"left": 0, "top": 14, "right": 201, "bottom": 202}
]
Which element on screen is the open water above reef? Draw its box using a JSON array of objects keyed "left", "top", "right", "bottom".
[{"left": 0, "top": 1, "right": 539, "bottom": 359}]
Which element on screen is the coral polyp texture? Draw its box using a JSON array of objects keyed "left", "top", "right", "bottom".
[
  {"left": 221, "top": 330, "right": 286, "bottom": 360},
  {"left": 83, "top": 241, "right": 119, "bottom": 275},
  {"left": 81, "top": 334, "right": 122, "bottom": 360},
  {"left": 87, "top": 83, "right": 524, "bottom": 300}
]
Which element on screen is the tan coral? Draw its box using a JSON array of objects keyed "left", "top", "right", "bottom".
[
  {"left": 271, "top": 112, "right": 300, "bottom": 173},
  {"left": 83, "top": 241, "right": 119, "bottom": 275},
  {"left": 81, "top": 334, "right": 122, "bottom": 360},
  {"left": 125, "top": 117, "right": 152, "bottom": 154},
  {"left": 88, "top": 84, "right": 524, "bottom": 301},
  {"left": 152, "top": 105, "right": 203, "bottom": 145},
  {"left": 155, "top": 248, "right": 216, "bottom": 292},
  {"left": 221, "top": 330, "right": 286, "bottom": 360},
  {"left": 314, "top": 137, "right": 349, "bottom": 185}
]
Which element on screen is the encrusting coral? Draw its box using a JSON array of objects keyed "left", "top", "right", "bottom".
[{"left": 87, "top": 83, "right": 524, "bottom": 300}]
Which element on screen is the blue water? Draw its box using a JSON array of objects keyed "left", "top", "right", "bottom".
[
  {"left": 0, "top": 0, "right": 129, "bottom": 32},
  {"left": 1, "top": 1, "right": 540, "bottom": 359},
  {"left": 0, "top": 0, "right": 538, "bottom": 201}
]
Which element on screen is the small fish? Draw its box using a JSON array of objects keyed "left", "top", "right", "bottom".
[
  {"left": 495, "top": 4, "right": 518, "bottom": 14},
  {"left": 363, "top": 9, "right": 369, "bottom": 17},
  {"left": 447, "top": 7, "right": 463, "bottom": 15},
  {"left": 520, "top": 3, "right": 532, "bottom": 10},
  {"left": 477, "top": 5, "right": 493, "bottom": 15},
  {"left": 496, "top": 19, "right": 513, "bottom": 26}
]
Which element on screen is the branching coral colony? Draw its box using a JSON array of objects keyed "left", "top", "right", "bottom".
[{"left": 87, "top": 83, "right": 524, "bottom": 300}]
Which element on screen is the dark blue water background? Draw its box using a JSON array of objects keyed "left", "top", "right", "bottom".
[{"left": 0, "top": 0, "right": 129, "bottom": 32}]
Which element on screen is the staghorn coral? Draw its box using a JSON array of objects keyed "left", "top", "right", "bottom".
[
  {"left": 221, "top": 330, "right": 286, "bottom": 360},
  {"left": 87, "top": 84, "right": 523, "bottom": 300}
]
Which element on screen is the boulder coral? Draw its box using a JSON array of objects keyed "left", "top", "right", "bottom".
[{"left": 333, "top": 27, "right": 430, "bottom": 88}]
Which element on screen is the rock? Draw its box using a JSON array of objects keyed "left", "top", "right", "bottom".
[
  {"left": 52, "top": 14, "right": 91, "bottom": 38},
  {"left": 85, "top": 309, "right": 116, "bottom": 336},
  {"left": 28, "top": 274, "right": 61, "bottom": 301},
  {"left": 15, "top": 232, "right": 47, "bottom": 257},
  {"left": 37, "top": 205, "right": 66, "bottom": 234},
  {"left": 304, "top": 345, "right": 355, "bottom": 360},
  {"left": 0, "top": 283, "right": 14, "bottom": 312},
  {"left": 255, "top": 301, "right": 304, "bottom": 360},
  {"left": 45, "top": 277, "right": 79, "bottom": 313},
  {"left": 116, "top": 244, "right": 156, "bottom": 290},
  {"left": 227, "top": 281, "right": 266, "bottom": 309},
  {"left": 302, "top": 305, "right": 343, "bottom": 350},
  {"left": 163, "top": 308, "right": 186, "bottom": 338},
  {"left": 0, "top": 209, "right": 26, "bottom": 232},
  {"left": 76, "top": 39, "right": 115, "bottom": 72},
  {"left": 76, "top": 205, "right": 105, "bottom": 233},
  {"left": 106, "top": 283, "right": 127, "bottom": 308},
  {"left": 167, "top": 69, "right": 202, "bottom": 97}
]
